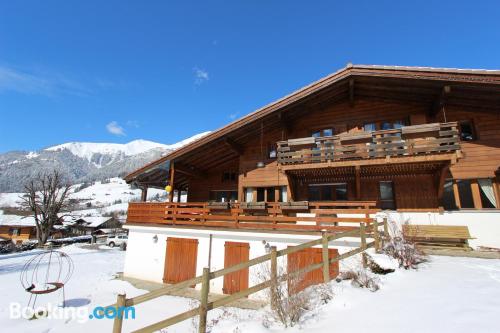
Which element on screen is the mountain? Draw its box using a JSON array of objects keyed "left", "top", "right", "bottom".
[{"left": 0, "top": 132, "right": 209, "bottom": 192}]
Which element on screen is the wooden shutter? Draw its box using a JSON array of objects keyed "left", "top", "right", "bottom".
[
  {"left": 163, "top": 237, "right": 198, "bottom": 284},
  {"left": 287, "top": 247, "right": 339, "bottom": 294},
  {"left": 223, "top": 242, "right": 250, "bottom": 294}
]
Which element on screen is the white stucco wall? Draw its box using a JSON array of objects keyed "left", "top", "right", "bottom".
[{"left": 123, "top": 226, "right": 362, "bottom": 298}]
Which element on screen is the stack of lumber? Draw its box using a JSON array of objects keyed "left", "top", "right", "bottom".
[{"left": 403, "top": 225, "right": 473, "bottom": 251}]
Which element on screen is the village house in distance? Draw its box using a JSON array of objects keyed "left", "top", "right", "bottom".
[{"left": 122, "top": 64, "right": 500, "bottom": 295}]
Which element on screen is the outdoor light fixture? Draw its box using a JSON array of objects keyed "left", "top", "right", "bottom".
[
  {"left": 152, "top": 235, "right": 158, "bottom": 243},
  {"left": 256, "top": 161, "right": 265, "bottom": 168}
]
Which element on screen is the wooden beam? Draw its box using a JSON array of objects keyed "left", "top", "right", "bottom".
[
  {"left": 452, "top": 180, "right": 461, "bottom": 209},
  {"left": 175, "top": 163, "right": 207, "bottom": 178},
  {"left": 168, "top": 161, "right": 175, "bottom": 202},
  {"left": 470, "top": 179, "right": 483, "bottom": 209},
  {"left": 349, "top": 78, "right": 355, "bottom": 107},
  {"left": 355, "top": 165, "right": 361, "bottom": 200},
  {"left": 140, "top": 186, "right": 148, "bottom": 202},
  {"left": 224, "top": 137, "right": 244, "bottom": 155}
]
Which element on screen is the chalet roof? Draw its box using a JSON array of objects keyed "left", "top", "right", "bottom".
[
  {"left": 74, "top": 216, "right": 114, "bottom": 228},
  {"left": 124, "top": 64, "right": 500, "bottom": 184},
  {"left": 0, "top": 214, "right": 36, "bottom": 227}
]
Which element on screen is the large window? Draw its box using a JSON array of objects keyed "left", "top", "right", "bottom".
[
  {"left": 308, "top": 183, "right": 347, "bottom": 201},
  {"left": 379, "top": 181, "right": 395, "bottom": 210},
  {"left": 209, "top": 190, "right": 237, "bottom": 202},
  {"left": 442, "top": 179, "right": 458, "bottom": 210},
  {"left": 244, "top": 186, "right": 287, "bottom": 202},
  {"left": 456, "top": 180, "right": 474, "bottom": 208}
]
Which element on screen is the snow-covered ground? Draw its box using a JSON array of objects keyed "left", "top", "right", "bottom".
[{"left": 0, "top": 246, "right": 499, "bottom": 333}]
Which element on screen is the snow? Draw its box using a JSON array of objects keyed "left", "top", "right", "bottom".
[
  {"left": 44, "top": 132, "right": 211, "bottom": 163},
  {"left": 0, "top": 246, "right": 498, "bottom": 333},
  {"left": 0, "top": 214, "right": 36, "bottom": 227}
]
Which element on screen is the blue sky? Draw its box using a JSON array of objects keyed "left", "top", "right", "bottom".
[{"left": 1, "top": 1, "right": 499, "bottom": 153}]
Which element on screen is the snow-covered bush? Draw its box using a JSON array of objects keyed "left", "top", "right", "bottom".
[
  {"left": 339, "top": 268, "right": 380, "bottom": 292},
  {"left": 383, "top": 219, "right": 426, "bottom": 269}
]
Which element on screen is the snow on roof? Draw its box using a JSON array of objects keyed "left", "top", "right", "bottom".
[
  {"left": 74, "top": 216, "right": 113, "bottom": 228},
  {"left": 0, "top": 214, "right": 36, "bottom": 227}
]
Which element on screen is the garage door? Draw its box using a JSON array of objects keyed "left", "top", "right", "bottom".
[
  {"left": 287, "top": 247, "right": 339, "bottom": 293},
  {"left": 223, "top": 242, "right": 250, "bottom": 294},
  {"left": 163, "top": 237, "right": 198, "bottom": 284}
]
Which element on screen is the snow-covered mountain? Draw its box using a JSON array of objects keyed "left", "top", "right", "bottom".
[{"left": 0, "top": 132, "right": 209, "bottom": 192}]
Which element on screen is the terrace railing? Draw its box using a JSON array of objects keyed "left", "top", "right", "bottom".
[
  {"left": 277, "top": 122, "right": 460, "bottom": 166},
  {"left": 126, "top": 201, "right": 378, "bottom": 233}
]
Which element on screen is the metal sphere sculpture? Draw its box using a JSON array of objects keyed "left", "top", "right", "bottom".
[{"left": 20, "top": 250, "right": 74, "bottom": 308}]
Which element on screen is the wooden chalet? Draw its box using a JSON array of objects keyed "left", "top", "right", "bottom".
[{"left": 121, "top": 64, "right": 500, "bottom": 296}]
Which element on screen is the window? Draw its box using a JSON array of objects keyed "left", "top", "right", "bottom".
[
  {"left": 244, "top": 186, "right": 288, "bottom": 202},
  {"left": 222, "top": 172, "right": 237, "bottom": 183},
  {"left": 478, "top": 179, "right": 497, "bottom": 208},
  {"left": 456, "top": 180, "right": 474, "bottom": 208},
  {"left": 268, "top": 143, "right": 277, "bottom": 159},
  {"left": 11, "top": 228, "right": 19, "bottom": 236},
  {"left": 209, "top": 190, "right": 237, "bottom": 202},
  {"left": 308, "top": 183, "right": 347, "bottom": 201},
  {"left": 364, "top": 123, "right": 376, "bottom": 132},
  {"left": 245, "top": 188, "right": 253, "bottom": 203},
  {"left": 459, "top": 121, "right": 476, "bottom": 141},
  {"left": 312, "top": 128, "right": 334, "bottom": 137},
  {"left": 381, "top": 122, "right": 393, "bottom": 130},
  {"left": 379, "top": 181, "right": 395, "bottom": 210}
]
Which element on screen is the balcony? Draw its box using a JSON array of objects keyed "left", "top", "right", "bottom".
[
  {"left": 126, "top": 201, "right": 378, "bottom": 233},
  {"left": 277, "top": 122, "right": 461, "bottom": 168}
]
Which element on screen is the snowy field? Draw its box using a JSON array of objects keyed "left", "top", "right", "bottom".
[{"left": 0, "top": 246, "right": 499, "bottom": 333}]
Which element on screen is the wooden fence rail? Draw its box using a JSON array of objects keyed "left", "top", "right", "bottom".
[
  {"left": 107, "top": 219, "right": 386, "bottom": 333},
  {"left": 127, "top": 201, "right": 377, "bottom": 233}
]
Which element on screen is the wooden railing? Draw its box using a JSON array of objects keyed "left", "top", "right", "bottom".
[
  {"left": 127, "top": 201, "right": 378, "bottom": 232},
  {"left": 277, "top": 122, "right": 460, "bottom": 165},
  {"left": 107, "top": 220, "right": 387, "bottom": 333}
]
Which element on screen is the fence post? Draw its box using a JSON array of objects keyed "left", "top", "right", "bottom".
[
  {"left": 112, "top": 293, "right": 126, "bottom": 333},
  {"left": 383, "top": 217, "right": 389, "bottom": 236},
  {"left": 199, "top": 267, "right": 210, "bottom": 333},
  {"left": 270, "top": 246, "right": 278, "bottom": 311},
  {"left": 321, "top": 231, "right": 330, "bottom": 283},
  {"left": 360, "top": 223, "right": 366, "bottom": 250},
  {"left": 373, "top": 221, "right": 380, "bottom": 252}
]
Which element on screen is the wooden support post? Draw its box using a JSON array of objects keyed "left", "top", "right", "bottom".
[
  {"left": 199, "top": 267, "right": 210, "bottom": 333},
  {"left": 321, "top": 231, "right": 330, "bottom": 283},
  {"left": 168, "top": 161, "right": 175, "bottom": 202},
  {"left": 452, "top": 180, "right": 461, "bottom": 209},
  {"left": 383, "top": 217, "right": 388, "bottom": 237},
  {"left": 360, "top": 223, "right": 366, "bottom": 250},
  {"left": 373, "top": 222, "right": 380, "bottom": 252},
  {"left": 112, "top": 293, "right": 126, "bottom": 333},
  {"left": 355, "top": 166, "right": 361, "bottom": 200},
  {"left": 270, "top": 246, "right": 278, "bottom": 311},
  {"left": 140, "top": 186, "right": 148, "bottom": 202},
  {"left": 361, "top": 252, "right": 368, "bottom": 268},
  {"left": 470, "top": 179, "right": 483, "bottom": 209}
]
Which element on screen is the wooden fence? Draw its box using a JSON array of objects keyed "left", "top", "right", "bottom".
[
  {"left": 127, "top": 201, "right": 378, "bottom": 233},
  {"left": 277, "top": 122, "right": 460, "bottom": 165},
  {"left": 107, "top": 219, "right": 387, "bottom": 333}
]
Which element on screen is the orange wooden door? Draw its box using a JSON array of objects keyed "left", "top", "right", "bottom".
[
  {"left": 287, "top": 247, "right": 339, "bottom": 293},
  {"left": 163, "top": 237, "right": 198, "bottom": 284},
  {"left": 223, "top": 242, "right": 250, "bottom": 294}
]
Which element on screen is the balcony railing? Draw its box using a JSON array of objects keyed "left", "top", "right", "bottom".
[
  {"left": 277, "top": 122, "right": 460, "bottom": 166},
  {"left": 126, "top": 201, "right": 378, "bottom": 233}
]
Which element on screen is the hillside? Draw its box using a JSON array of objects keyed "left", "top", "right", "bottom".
[{"left": 0, "top": 132, "right": 209, "bottom": 192}]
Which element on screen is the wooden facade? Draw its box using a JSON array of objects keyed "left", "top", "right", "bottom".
[
  {"left": 163, "top": 237, "right": 198, "bottom": 284},
  {"left": 125, "top": 65, "right": 500, "bottom": 217}
]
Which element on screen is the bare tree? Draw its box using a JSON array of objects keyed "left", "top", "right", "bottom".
[{"left": 20, "top": 170, "right": 71, "bottom": 245}]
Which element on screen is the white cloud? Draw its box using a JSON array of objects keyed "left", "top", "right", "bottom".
[
  {"left": 0, "top": 65, "right": 89, "bottom": 97},
  {"left": 106, "top": 121, "right": 126, "bottom": 136},
  {"left": 193, "top": 67, "right": 209, "bottom": 85},
  {"left": 229, "top": 112, "right": 239, "bottom": 120}
]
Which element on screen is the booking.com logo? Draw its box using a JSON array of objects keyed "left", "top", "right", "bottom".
[{"left": 10, "top": 302, "right": 135, "bottom": 323}]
